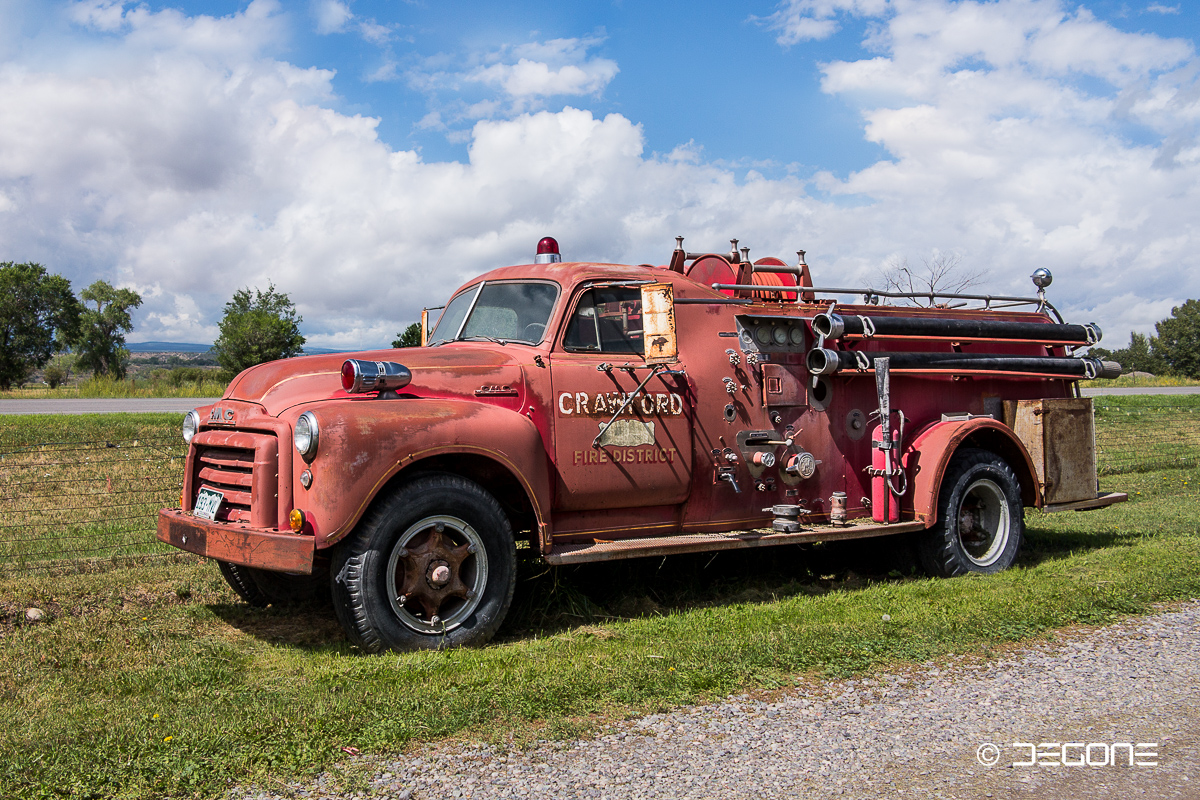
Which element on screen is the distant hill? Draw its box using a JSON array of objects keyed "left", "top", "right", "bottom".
[
  {"left": 301, "top": 346, "right": 359, "bottom": 355},
  {"left": 125, "top": 341, "right": 362, "bottom": 355},
  {"left": 127, "top": 341, "right": 212, "bottom": 353}
]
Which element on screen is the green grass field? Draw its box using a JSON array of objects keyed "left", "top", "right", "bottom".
[
  {"left": 1081, "top": 373, "right": 1200, "bottom": 389},
  {"left": 0, "top": 411, "right": 1198, "bottom": 798},
  {"left": 1, "top": 375, "right": 226, "bottom": 400}
]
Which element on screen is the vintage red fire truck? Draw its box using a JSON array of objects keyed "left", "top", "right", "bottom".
[{"left": 158, "top": 236, "right": 1125, "bottom": 652}]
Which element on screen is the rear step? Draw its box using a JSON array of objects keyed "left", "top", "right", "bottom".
[
  {"left": 1042, "top": 491, "right": 1127, "bottom": 514},
  {"left": 544, "top": 520, "right": 927, "bottom": 565}
]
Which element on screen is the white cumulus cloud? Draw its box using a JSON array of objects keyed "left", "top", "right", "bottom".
[
  {"left": 312, "top": 0, "right": 352, "bottom": 35},
  {"left": 408, "top": 35, "right": 619, "bottom": 123},
  {"left": 0, "top": 0, "right": 1197, "bottom": 351},
  {"left": 761, "top": 0, "right": 889, "bottom": 44}
]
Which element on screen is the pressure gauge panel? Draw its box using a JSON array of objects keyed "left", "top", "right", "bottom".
[{"left": 736, "top": 315, "right": 808, "bottom": 354}]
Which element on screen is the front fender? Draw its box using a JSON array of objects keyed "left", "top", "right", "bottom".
[
  {"left": 292, "top": 398, "right": 550, "bottom": 546},
  {"left": 903, "top": 418, "right": 1041, "bottom": 525}
]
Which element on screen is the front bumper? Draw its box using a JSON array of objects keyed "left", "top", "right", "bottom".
[{"left": 157, "top": 509, "right": 315, "bottom": 574}]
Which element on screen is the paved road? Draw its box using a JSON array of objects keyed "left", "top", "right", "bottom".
[
  {"left": 0, "top": 398, "right": 218, "bottom": 415},
  {"left": 238, "top": 603, "right": 1200, "bottom": 800}
]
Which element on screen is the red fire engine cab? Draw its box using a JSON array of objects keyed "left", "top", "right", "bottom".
[{"left": 158, "top": 236, "right": 1125, "bottom": 652}]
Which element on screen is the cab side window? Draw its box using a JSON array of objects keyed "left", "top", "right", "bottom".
[{"left": 562, "top": 288, "right": 644, "bottom": 355}]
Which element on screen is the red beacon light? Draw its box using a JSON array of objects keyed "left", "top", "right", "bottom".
[{"left": 534, "top": 237, "right": 561, "bottom": 264}]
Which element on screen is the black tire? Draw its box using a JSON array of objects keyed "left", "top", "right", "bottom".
[
  {"left": 217, "top": 560, "right": 331, "bottom": 608},
  {"left": 330, "top": 474, "right": 517, "bottom": 652},
  {"left": 918, "top": 448, "right": 1024, "bottom": 577},
  {"left": 250, "top": 562, "right": 331, "bottom": 607},
  {"left": 217, "top": 560, "right": 269, "bottom": 607}
]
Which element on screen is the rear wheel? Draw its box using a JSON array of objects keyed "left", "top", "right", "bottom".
[
  {"left": 330, "top": 474, "right": 516, "bottom": 652},
  {"left": 918, "top": 448, "right": 1024, "bottom": 577}
]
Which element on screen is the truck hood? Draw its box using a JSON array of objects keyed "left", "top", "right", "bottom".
[{"left": 225, "top": 346, "right": 527, "bottom": 417}]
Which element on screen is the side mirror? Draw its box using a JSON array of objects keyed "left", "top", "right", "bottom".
[
  {"left": 420, "top": 308, "right": 430, "bottom": 347},
  {"left": 641, "top": 282, "right": 678, "bottom": 364}
]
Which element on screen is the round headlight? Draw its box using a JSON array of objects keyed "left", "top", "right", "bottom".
[
  {"left": 182, "top": 410, "right": 200, "bottom": 444},
  {"left": 294, "top": 411, "right": 319, "bottom": 460}
]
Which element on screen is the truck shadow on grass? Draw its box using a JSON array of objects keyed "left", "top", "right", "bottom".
[
  {"left": 500, "top": 520, "right": 1138, "bottom": 642},
  {"left": 208, "top": 597, "right": 347, "bottom": 648},
  {"left": 207, "top": 523, "right": 1130, "bottom": 650}
]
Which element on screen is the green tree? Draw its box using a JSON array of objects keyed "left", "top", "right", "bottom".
[
  {"left": 212, "top": 284, "right": 306, "bottom": 376},
  {"left": 76, "top": 280, "right": 143, "bottom": 379},
  {"left": 1153, "top": 299, "right": 1200, "bottom": 378},
  {"left": 392, "top": 322, "right": 422, "bottom": 348},
  {"left": 0, "top": 262, "right": 81, "bottom": 390},
  {"left": 1093, "top": 332, "right": 1165, "bottom": 375}
]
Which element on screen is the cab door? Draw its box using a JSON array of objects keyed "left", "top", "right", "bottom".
[{"left": 550, "top": 285, "right": 693, "bottom": 511}]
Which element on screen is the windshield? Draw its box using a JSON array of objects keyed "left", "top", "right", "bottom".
[{"left": 428, "top": 281, "right": 559, "bottom": 345}]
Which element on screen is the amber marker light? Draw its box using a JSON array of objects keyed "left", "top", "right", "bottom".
[{"left": 289, "top": 509, "right": 305, "bottom": 532}]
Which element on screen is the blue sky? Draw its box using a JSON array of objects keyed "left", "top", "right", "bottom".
[
  {"left": 288, "top": 0, "right": 890, "bottom": 178},
  {"left": 1, "top": 0, "right": 1198, "bottom": 347}
]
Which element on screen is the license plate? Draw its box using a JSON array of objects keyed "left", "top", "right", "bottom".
[{"left": 193, "top": 487, "right": 224, "bottom": 521}]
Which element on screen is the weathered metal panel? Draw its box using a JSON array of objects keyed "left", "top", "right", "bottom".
[
  {"left": 760, "top": 363, "right": 806, "bottom": 407},
  {"left": 306, "top": 398, "right": 553, "bottom": 546},
  {"left": 1042, "top": 397, "right": 1097, "bottom": 504},
  {"left": 189, "top": 429, "right": 279, "bottom": 529},
  {"left": 1007, "top": 399, "right": 1047, "bottom": 490},
  {"left": 1007, "top": 397, "right": 1097, "bottom": 505},
  {"left": 1043, "top": 491, "right": 1126, "bottom": 513},
  {"left": 905, "top": 417, "right": 1042, "bottom": 524},
  {"left": 156, "top": 509, "right": 315, "bottom": 573},
  {"left": 596, "top": 419, "right": 655, "bottom": 447},
  {"left": 545, "top": 520, "right": 927, "bottom": 564},
  {"left": 641, "top": 282, "right": 678, "bottom": 364}
]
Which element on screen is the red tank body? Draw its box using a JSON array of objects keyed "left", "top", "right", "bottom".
[{"left": 158, "top": 240, "right": 1125, "bottom": 652}]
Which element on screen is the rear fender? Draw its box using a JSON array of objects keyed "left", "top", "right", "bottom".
[
  {"left": 300, "top": 399, "right": 550, "bottom": 549},
  {"left": 904, "top": 418, "right": 1041, "bottom": 525}
]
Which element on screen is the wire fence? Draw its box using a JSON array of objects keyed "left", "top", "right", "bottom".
[
  {"left": 0, "top": 436, "right": 186, "bottom": 575},
  {"left": 0, "top": 404, "right": 1196, "bottom": 575},
  {"left": 1094, "top": 404, "right": 1200, "bottom": 475}
]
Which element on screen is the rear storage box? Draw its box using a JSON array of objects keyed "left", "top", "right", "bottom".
[{"left": 1005, "top": 397, "right": 1097, "bottom": 505}]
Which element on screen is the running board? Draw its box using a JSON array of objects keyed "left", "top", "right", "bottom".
[
  {"left": 1042, "top": 491, "right": 1128, "bottom": 514},
  {"left": 544, "top": 521, "right": 927, "bottom": 565}
]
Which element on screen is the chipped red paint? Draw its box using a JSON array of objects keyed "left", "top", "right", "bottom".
[
  {"left": 158, "top": 509, "right": 315, "bottom": 573},
  {"left": 904, "top": 417, "right": 1043, "bottom": 525},
  {"left": 158, "top": 253, "right": 1115, "bottom": 574}
]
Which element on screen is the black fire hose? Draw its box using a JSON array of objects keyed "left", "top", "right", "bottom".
[
  {"left": 812, "top": 312, "right": 1101, "bottom": 346},
  {"left": 806, "top": 348, "right": 1122, "bottom": 379}
]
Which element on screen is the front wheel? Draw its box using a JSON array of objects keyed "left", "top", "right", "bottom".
[
  {"left": 330, "top": 474, "right": 517, "bottom": 652},
  {"left": 918, "top": 448, "right": 1024, "bottom": 577}
]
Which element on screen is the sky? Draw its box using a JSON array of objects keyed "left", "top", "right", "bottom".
[{"left": 0, "top": 0, "right": 1198, "bottom": 350}]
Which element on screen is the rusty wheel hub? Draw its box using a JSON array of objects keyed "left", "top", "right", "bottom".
[
  {"left": 958, "top": 504, "right": 987, "bottom": 544},
  {"left": 957, "top": 478, "right": 1010, "bottom": 566},
  {"left": 386, "top": 516, "right": 488, "bottom": 633}
]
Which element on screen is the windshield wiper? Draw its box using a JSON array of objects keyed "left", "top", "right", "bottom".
[{"left": 459, "top": 335, "right": 508, "bottom": 345}]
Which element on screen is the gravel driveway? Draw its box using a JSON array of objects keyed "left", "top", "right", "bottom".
[{"left": 239, "top": 602, "right": 1200, "bottom": 800}]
